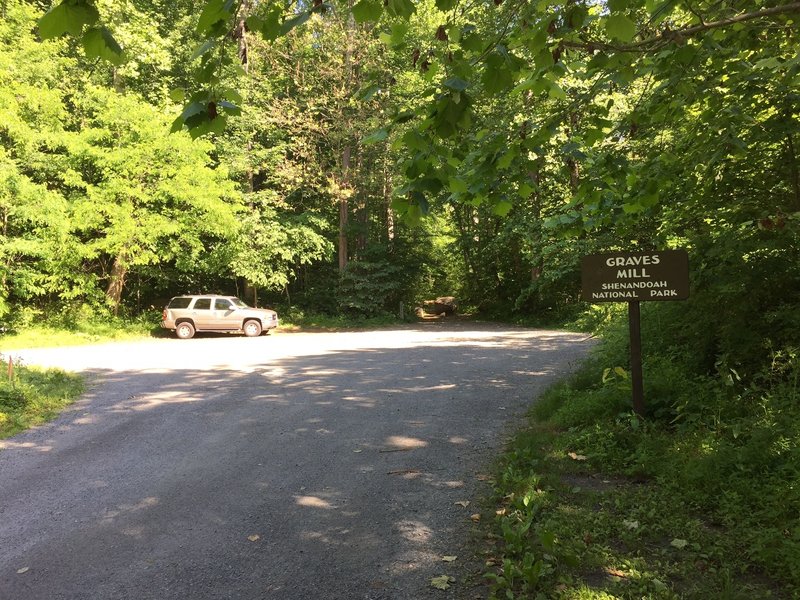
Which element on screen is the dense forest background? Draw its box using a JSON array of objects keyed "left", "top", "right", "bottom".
[{"left": 2, "top": 0, "right": 799, "bottom": 357}]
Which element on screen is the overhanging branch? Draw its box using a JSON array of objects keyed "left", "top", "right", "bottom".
[{"left": 563, "top": 2, "right": 800, "bottom": 54}]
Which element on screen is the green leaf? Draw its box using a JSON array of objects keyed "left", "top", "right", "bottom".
[
  {"left": 539, "top": 530, "right": 556, "bottom": 552},
  {"left": 223, "top": 88, "right": 243, "bottom": 104},
  {"left": 517, "top": 183, "right": 534, "bottom": 198},
  {"left": 170, "top": 115, "right": 186, "bottom": 133},
  {"left": 363, "top": 128, "right": 389, "bottom": 145},
  {"left": 352, "top": 0, "right": 383, "bottom": 23},
  {"left": 622, "top": 202, "right": 644, "bottom": 214},
  {"left": 493, "top": 201, "right": 513, "bottom": 216},
  {"left": 496, "top": 149, "right": 517, "bottom": 170},
  {"left": 548, "top": 82, "right": 567, "bottom": 100},
  {"left": 393, "top": 110, "right": 415, "bottom": 124},
  {"left": 482, "top": 53, "right": 514, "bottom": 94},
  {"left": 436, "top": 0, "right": 457, "bottom": 10},
  {"left": 449, "top": 177, "right": 468, "bottom": 194},
  {"left": 754, "top": 57, "right": 781, "bottom": 70},
  {"left": 356, "top": 84, "right": 381, "bottom": 101},
  {"left": 180, "top": 101, "right": 208, "bottom": 121},
  {"left": 461, "top": 30, "right": 484, "bottom": 53},
  {"left": 196, "top": 0, "right": 230, "bottom": 34},
  {"left": 218, "top": 100, "right": 241, "bottom": 116},
  {"left": 443, "top": 77, "right": 469, "bottom": 92},
  {"left": 260, "top": 8, "right": 283, "bottom": 40},
  {"left": 386, "top": 0, "right": 415, "bottom": 19},
  {"left": 534, "top": 48, "right": 555, "bottom": 70},
  {"left": 38, "top": 0, "right": 100, "bottom": 39},
  {"left": 169, "top": 88, "right": 186, "bottom": 103},
  {"left": 402, "top": 130, "right": 428, "bottom": 151},
  {"left": 82, "top": 27, "right": 124, "bottom": 65},
  {"left": 191, "top": 38, "right": 217, "bottom": 61},
  {"left": 584, "top": 128, "right": 605, "bottom": 146},
  {"left": 245, "top": 16, "right": 263, "bottom": 31},
  {"left": 606, "top": 14, "right": 637, "bottom": 42},
  {"left": 281, "top": 11, "right": 311, "bottom": 35}
]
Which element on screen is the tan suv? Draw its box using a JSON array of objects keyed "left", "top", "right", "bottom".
[{"left": 161, "top": 295, "right": 279, "bottom": 339}]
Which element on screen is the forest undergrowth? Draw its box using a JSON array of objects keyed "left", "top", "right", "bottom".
[{"left": 484, "top": 302, "right": 800, "bottom": 599}]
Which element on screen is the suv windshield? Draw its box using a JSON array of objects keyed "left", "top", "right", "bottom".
[{"left": 232, "top": 297, "right": 250, "bottom": 308}]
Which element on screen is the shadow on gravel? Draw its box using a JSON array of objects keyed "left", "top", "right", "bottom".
[{"left": 0, "top": 328, "right": 590, "bottom": 600}]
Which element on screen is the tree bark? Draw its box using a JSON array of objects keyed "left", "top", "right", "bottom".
[
  {"left": 567, "top": 112, "right": 580, "bottom": 192},
  {"left": 105, "top": 254, "right": 128, "bottom": 315},
  {"left": 787, "top": 132, "right": 800, "bottom": 211},
  {"left": 339, "top": 145, "right": 350, "bottom": 272}
]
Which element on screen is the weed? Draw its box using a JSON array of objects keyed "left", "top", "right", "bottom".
[
  {"left": 0, "top": 356, "right": 83, "bottom": 438},
  {"left": 483, "top": 308, "right": 800, "bottom": 598}
]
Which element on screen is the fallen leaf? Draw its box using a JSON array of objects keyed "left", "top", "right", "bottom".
[
  {"left": 454, "top": 500, "right": 470, "bottom": 507},
  {"left": 470, "top": 513, "right": 481, "bottom": 522},
  {"left": 623, "top": 519, "right": 639, "bottom": 530},
  {"left": 671, "top": 538, "right": 688, "bottom": 549},
  {"left": 430, "top": 575, "right": 455, "bottom": 590},
  {"left": 248, "top": 535, "right": 260, "bottom": 542},
  {"left": 16, "top": 567, "right": 29, "bottom": 574},
  {"left": 568, "top": 452, "right": 588, "bottom": 461},
  {"left": 441, "top": 555, "right": 457, "bottom": 562}
]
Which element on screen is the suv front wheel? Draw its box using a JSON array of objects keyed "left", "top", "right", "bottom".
[
  {"left": 243, "top": 320, "right": 262, "bottom": 337},
  {"left": 175, "top": 321, "right": 196, "bottom": 339}
]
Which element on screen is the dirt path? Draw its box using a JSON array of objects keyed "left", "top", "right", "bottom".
[{"left": 0, "top": 323, "right": 591, "bottom": 599}]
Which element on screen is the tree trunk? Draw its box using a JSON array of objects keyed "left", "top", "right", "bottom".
[
  {"left": 105, "top": 254, "right": 128, "bottom": 315},
  {"left": 787, "top": 131, "right": 800, "bottom": 211},
  {"left": 384, "top": 148, "right": 394, "bottom": 242},
  {"left": 339, "top": 145, "right": 350, "bottom": 272},
  {"left": 566, "top": 111, "right": 580, "bottom": 192}
]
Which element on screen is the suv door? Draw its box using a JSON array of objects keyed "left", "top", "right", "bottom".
[
  {"left": 212, "top": 298, "right": 238, "bottom": 330},
  {"left": 190, "top": 297, "right": 213, "bottom": 330}
]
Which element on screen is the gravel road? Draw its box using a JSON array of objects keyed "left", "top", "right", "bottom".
[{"left": 0, "top": 322, "right": 591, "bottom": 600}]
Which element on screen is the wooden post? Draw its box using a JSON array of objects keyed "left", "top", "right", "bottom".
[{"left": 628, "top": 301, "right": 644, "bottom": 416}]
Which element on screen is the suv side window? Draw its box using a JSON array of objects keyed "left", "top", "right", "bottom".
[
  {"left": 193, "top": 298, "right": 212, "bottom": 310},
  {"left": 214, "top": 299, "right": 234, "bottom": 311},
  {"left": 168, "top": 297, "right": 192, "bottom": 309}
]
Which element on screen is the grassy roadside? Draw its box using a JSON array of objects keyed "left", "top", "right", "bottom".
[
  {"left": 0, "top": 357, "right": 84, "bottom": 439},
  {"left": 0, "top": 314, "right": 163, "bottom": 351},
  {"left": 0, "top": 309, "right": 415, "bottom": 350},
  {"left": 481, "top": 346, "right": 799, "bottom": 598}
]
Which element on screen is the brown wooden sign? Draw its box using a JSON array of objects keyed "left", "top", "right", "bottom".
[{"left": 581, "top": 249, "right": 689, "bottom": 303}]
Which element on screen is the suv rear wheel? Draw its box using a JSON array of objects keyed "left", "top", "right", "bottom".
[
  {"left": 243, "top": 320, "right": 262, "bottom": 337},
  {"left": 175, "top": 321, "right": 196, "bottom": 339}
]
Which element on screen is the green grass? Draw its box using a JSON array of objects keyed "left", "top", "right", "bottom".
[
  {"left": 481, "top": 354, "right": 800, "bottom": 599},
  {"left": 0, "top": 360, "right": 84, "bottom": 438},
  {"left": 0, "top": 312, "right": 163, "bottom": 350}
]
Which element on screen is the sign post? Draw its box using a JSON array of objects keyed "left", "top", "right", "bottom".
[
  {"left": 581, "top": 250, "right": 689, "bottom": 416},
  {"left": 628, "top": 300, "right": 644, "bottom": 416}
]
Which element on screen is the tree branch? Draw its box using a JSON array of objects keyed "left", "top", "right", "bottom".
[{"left": 564, "top": 2, "right": 800, "bottom": 54}]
